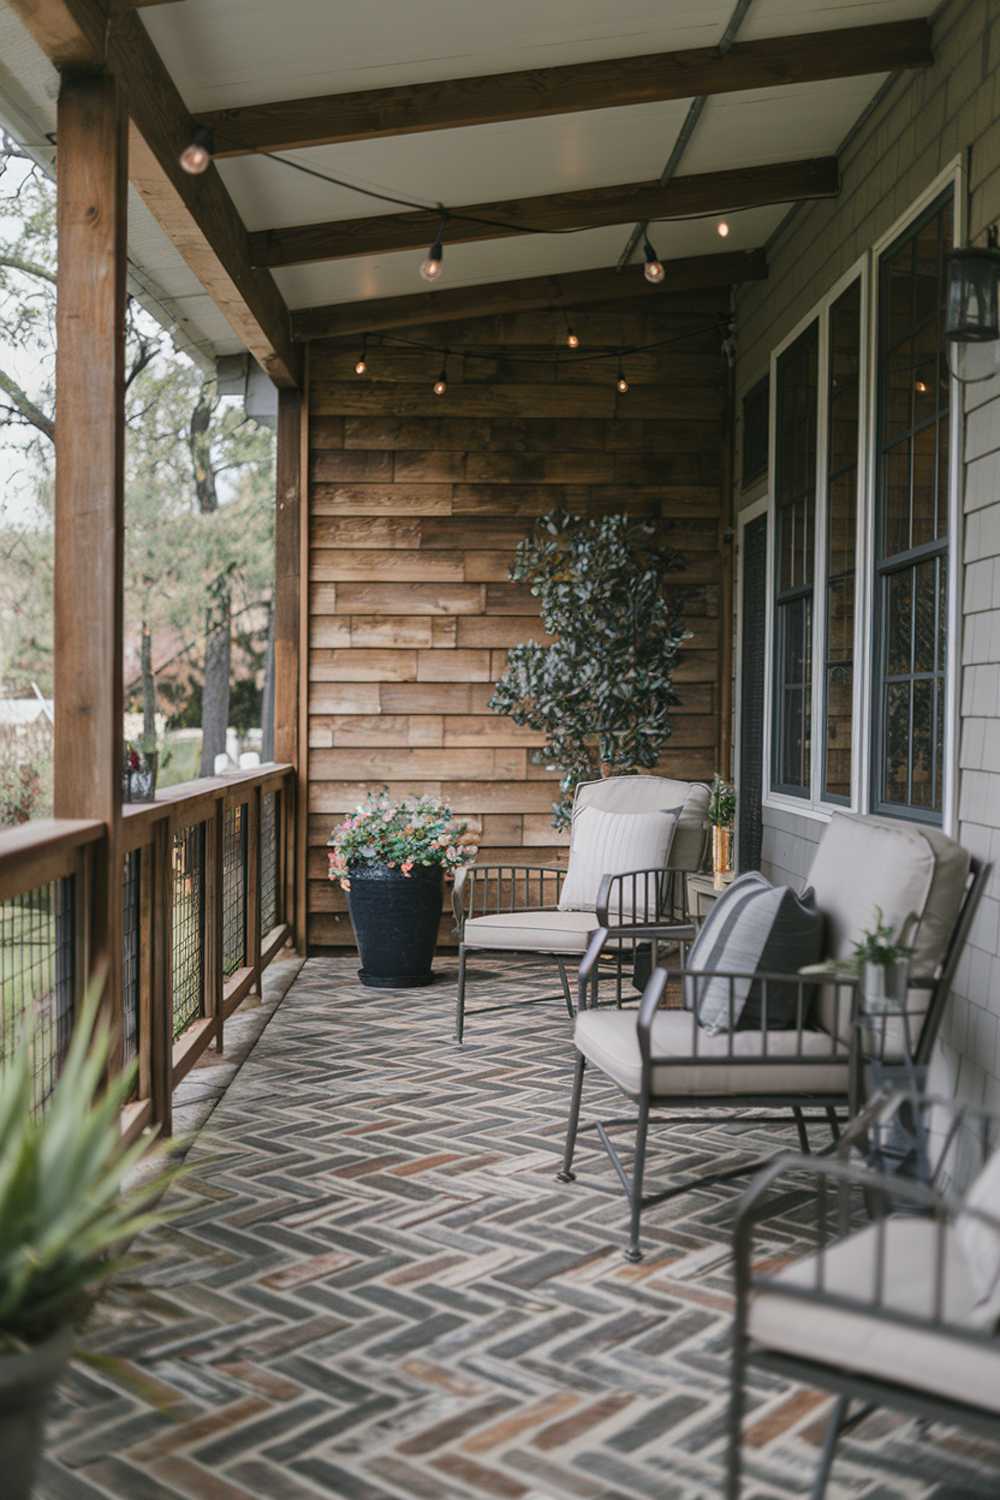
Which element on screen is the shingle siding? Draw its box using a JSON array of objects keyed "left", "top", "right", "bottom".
[{"left": 733, "top": 0, "right": 1000, "bottom": 1104}]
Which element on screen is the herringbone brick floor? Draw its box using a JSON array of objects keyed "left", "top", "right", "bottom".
[{"left": 40, "top": 955, "right": 1000, "bottom": 1499}]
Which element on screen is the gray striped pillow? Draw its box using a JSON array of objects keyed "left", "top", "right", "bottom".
[{"left": 686, "top": 872, "right": 823, "bottom": 1034}]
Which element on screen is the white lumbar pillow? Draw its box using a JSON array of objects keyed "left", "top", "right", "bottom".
[
  {"left": 958, "top": 1144, "right": 1000, "bottom": 1322},
  {"left": 558, "top": 805, "right": 679, "bottom": 913}
]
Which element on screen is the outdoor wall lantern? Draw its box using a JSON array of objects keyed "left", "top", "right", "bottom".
[{"left": 945, "top": 224, "right": 1000, "bottom": 382}]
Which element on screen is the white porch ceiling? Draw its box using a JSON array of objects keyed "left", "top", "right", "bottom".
[{"left": 1, "top": 0, "right": 938, "bottom": 359}]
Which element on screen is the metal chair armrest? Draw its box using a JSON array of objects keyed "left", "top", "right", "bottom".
[{"left": 634, "top": 964, "right": 858, "bottom": 1052}]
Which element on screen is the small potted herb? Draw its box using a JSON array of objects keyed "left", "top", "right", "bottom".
[
  {"left": 328, "top": 791, "right": 478, "bottom": 987},
  {"left": 852, "top": 906, "right": 916, "bottom": 1014},
  {"left": 707, "top": 773, "right": 736, "bottom": 888},
  {"left": 0, "top": 988, "right": 177, "bottom": 1498},
  {"left": 122, "top": 737, "right": 158, "bottom": 803}
]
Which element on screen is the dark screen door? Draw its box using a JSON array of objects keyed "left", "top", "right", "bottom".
[{"left": 738, "top": 513, "right": 767, "bottom": 871}]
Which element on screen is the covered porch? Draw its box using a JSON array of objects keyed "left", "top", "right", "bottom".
[{"left": 2, "top": 0, "right": 1000, "bottom": 1495}]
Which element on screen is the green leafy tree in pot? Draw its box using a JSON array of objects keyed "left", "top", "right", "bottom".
[{"left": 489, "top": 509, "right": 690, "bottom": 828}]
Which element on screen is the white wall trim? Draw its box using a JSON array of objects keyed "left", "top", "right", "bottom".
[{"left": 733, "top": 492, "right": 769, "bottom": 865}]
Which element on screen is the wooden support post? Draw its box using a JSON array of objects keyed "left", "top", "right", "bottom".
[
  {"left": 274, "top": 387, "right": 304, "bottom": 950},
  {"left": 137, "top": 843, "right": 153, "bottom": 1102},
  {"left": 53, "top": 71, "right": 127, "bottom": 1056}
]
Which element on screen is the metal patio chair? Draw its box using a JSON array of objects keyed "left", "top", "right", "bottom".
[
  {"left": 728, "top": 1090, "right": 1000, "bottom": 1499},
  {"left": 557, "top": 811, "right": 987, "bottom": 1260},
  {"left": 451, "top": 775, "right": 709, "bottom": 1044}
]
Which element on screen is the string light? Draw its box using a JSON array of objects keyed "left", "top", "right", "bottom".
[
  {"left": 717, "top": 220, "right": 731, "bottom": 238},
  {"left": 914, "top": 373, "right": 929, "bottom": 394},
  {"left": 179, "top": 125, "right": 215, "bottom": 176},
  {"left": 433, "top": 359, "right": 448, "bottom": 396},
  {"left": 566, "top": 327, "right": 580, "bottom": 349},
  {"left": 616, "top": 360, "right": 629, "bottom": 394},
  {"left": 354, "top": 335, "right": 368, "bottom": 377},
  {"left": 420, "top": 218, "right": 447, "bottom": 283},
  {"left": 642, "top": 238, "right": 665, "bottom": 284}
]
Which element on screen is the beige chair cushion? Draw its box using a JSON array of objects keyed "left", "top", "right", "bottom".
[
  {"left": 462, "top": 908, "right": 599, "bottom": 954},
  {"left": 558, "top": 805, "right": 679, "bottom": 913},
  {"left": 573, "top": 776, "right": 709, "bottom": 873},
  {"left": 574, "top": 1009, "right": 849, "bottom": 1098},
  {"left": 749, "top": 1218, "right": 1000, "bottom": 1414},
  {"left": 807, "top": 812, "right": 970, "bottom": 1046}
]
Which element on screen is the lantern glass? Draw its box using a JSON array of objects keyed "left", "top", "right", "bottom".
[{"left": 945, "top": 247, "right": 1000, "bottom": 343}]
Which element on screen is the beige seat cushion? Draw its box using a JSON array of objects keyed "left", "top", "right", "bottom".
[
  {"left": 462, "top": 908, "right": 599, "bottom": 954},
  {"left": 575, "top": 1008, "right": 849, "bottom": 1098},
  {"left": 749, "top": 1218, "right": 1000, "bottom": 1414},
  {"left": 807, "top": 812, "right": 970, "bottom": 1047},
  {"left": 573, "top": 776, "right": 709, "bottom": 874}
]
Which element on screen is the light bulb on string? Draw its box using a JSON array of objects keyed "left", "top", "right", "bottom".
[
  {"left": 914, "top": 373, "right": 929, "bottom": 395},
  {"left": 615, "top": 359, "right": 629, "bottom": 395},
  {"left": 420, "top": 217, "right": 448, "bottom": 283},
  {"left": 717, "top": 220, "right": 730, "bottom": 238},
  {"left": 354, "top": 335, "right": 368, "bottom": 377},
  {"left": 642, "top": 238, "right": 665, "bottom": 284},
  {"left": 433, "top": 361, "right": 448, "bottom": 397},
  {"left": 179, "top": 126, "right": 215, "bottom": 176},
  {"left": 566, "top": 328, "right": 580, "bottom": 349}
]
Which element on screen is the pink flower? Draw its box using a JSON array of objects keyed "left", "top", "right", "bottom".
[{"left": 402, "top": 860, "right": 414, "bottom": 876}]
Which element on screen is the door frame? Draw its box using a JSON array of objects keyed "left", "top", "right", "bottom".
[{"left": 733, "top": 493, "right": 769, "bottom": 869}]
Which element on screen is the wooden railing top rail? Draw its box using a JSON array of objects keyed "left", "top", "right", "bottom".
[
  {"left": 121, "top": 762, "right": 294, "bottom": 843},
  {"left": 0, "top": 816, "right": 104, "bottom": 903}
]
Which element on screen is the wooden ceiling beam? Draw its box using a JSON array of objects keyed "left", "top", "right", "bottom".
[
  {"left": 7, "top": 0, "right": 302, "bottom": 387},
  {"left": 290, "top": 249, "right": 767, "bottom": 340},
  {"left": 199, "top": 19, "right": 932, "bottom": 157},
  {"left": 250, "top": 157, "right": 836, "bottom": 269}
]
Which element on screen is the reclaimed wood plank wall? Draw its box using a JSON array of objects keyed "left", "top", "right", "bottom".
[{"left": 306, "top": 291, "right": 728, "bottom": 947}]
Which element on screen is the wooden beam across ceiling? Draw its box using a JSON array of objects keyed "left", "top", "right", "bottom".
[
  {"left": 199, "top": 19, "right": 932, "bottom": 158},
  {"left": 291, "top": 248, "right": 767, "bottom": 340},
  {"left": 249, "top": 156, "right": 836, "bottom": 269},
  {"left": 7, "top": 0, "right": 301, "bottom": 387}
]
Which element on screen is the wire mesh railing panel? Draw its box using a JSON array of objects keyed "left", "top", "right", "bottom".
[
  {"left": 222, "top": 803, "right": 248, "bottom": 978},
  {"left": 0, "top": 875, "right": 75, "bottom": 1110},
  {"left": 172, "top": 822, "right": 205, "bottom": 1039},
  {"left": 121, "top": 850, "right": 140, "bottom": 1069},
  {"left": 261, "top": 790, "right": 279, "bottom": 934}
]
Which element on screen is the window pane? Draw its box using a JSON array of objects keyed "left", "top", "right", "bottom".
[
  {"left": 822, "top": 277, "right": 861, "bottom": 804},
  {"left": 873, "top": 187, "right": 952, "bottom": 821},
  {"left": 773, "top": 320, "right": 818, "bottom": 798}
]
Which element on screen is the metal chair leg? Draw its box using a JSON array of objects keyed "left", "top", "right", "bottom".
[
  {"left": 726, "top": 1329, "right": 747, "bottom": 1500},
  {"left": 826, "top": 1105, "right": 841, "bottom": 1144},
  {"left": 557, "top": 1053, "right": 586, "bottom": 1183},
  {"left": 793, "top": 1105, "right": 811, "bottom": 1154},
  {"left": 626, "top": 1090, "right": 650, "bottom": 1262},
  {"left": 811, "top": 1395, "right": 849, "bottom": 1499},
  {"left": 455, "top": 946, "right": 467, "bottom": 1044},
  {"left": 556, "top": 958, "right": 574, "bottom": 1019}
]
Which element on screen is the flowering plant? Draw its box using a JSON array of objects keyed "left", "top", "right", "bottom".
[{"left": 327, "top": 790, "right": 478, "bottom": 891}]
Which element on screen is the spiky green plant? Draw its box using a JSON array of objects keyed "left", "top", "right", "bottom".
[{"left": 0, "top": 986, "right": 179, "bottom": 1353}]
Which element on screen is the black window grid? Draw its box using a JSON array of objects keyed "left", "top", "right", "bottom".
[
  {"left": 172, "top": 822, "right": 205, "bottom": 1038},
  {"left": 872, "top": 188, "right": 952, "bottom": 823},
  {"left": 822, "top": 277, "right": 863, "bottom": 805},
  {"left": 0, "top": 875, "right": 75, "bottom": 1111},
  {"left": 772, "top": 319, "right": 819, "bottom": 797}
]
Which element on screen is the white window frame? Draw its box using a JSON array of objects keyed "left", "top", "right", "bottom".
[
  {"left": 762, "top": 255, "right": 870, "bottom": 823},
  {"left": 860, "top": 158, "right": 964, "bottom": 836},
  {"left": 760, "top": 157, "right": 964, "bottom": 833}
]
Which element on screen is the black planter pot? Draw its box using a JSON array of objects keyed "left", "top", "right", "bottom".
[
  {"left": 0, "top": 1326, "right": 74, "bottom": 1500},
  {"left": 347, "top": 863, "right": 443, "bottom": 988}
]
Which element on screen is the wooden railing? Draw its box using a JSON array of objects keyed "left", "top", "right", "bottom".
[{"left": 0, "top": 764, "right": 295, "bottom": 1139}]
